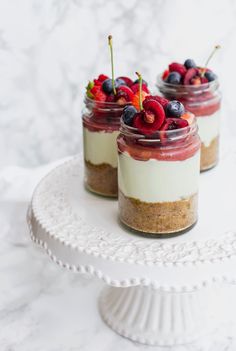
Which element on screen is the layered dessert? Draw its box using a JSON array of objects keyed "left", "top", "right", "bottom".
[
  {"left": 117, "top": 78, "right": 201, "bottom": 235},
  {"left": 82, "top": 36, "right": 150, "bottom": 197},
  {"left": 157, "top": 46, "right": 221, "bottom": 171}
]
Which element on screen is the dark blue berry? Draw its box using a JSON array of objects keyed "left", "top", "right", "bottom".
[
  {"left": 115, "top": 78, "right": 126, "bottom": 87},
  {"left": 133, "top": 79, "right": 148, "bottom": 86},
  {"left": 166, "top": 100, "right": 185, "bottom": 118},
  {"left": 166, "top": 72, "right": 181, "bottom": 84},
  {"left": 205, "top": 71, "right": 217, "bottom": 82},
  {"left": 122, "top": 105, "right": 137, "bottom": 126},
  {"left": 102, "top": 79, "right": 113, "bottom": 93},
  {"left": 184, "top": 59, "right": 196, "bottom": 69}
]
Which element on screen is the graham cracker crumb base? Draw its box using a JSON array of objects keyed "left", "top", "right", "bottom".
[
  {"left": 119, "top": 191, "right": 198, "bottom": 234},
  {"left": 84, "top": 160, "right": 117, "bottom": 197},
  {"left": 200, "top": 136, "right": 219, "bottom": 171}
]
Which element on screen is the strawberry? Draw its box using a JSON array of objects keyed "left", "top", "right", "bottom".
[
  {"left": 98, "top": 74, "right": 109, "bottom": 82},
  {"left": 169, "top": 62, "right": 187, "bottom": 77},
  {"left": 132, "top": 91, "right": 148, "bottom": 111},
  {"left": 94, "top": 90, "right": 107, "bottom": 102}
]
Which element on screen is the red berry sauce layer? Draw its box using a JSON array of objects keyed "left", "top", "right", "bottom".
[{"left": 119, "top": 94, "right": 200, "bottom": 162}]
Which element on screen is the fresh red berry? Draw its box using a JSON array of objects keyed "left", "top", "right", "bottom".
[
  {"left": 169, "top": 62, "right": 187, "bottom": 77},
  {"left": 191, "top": 76, "right": 201, "bottom": 85},
  {"left": 106, "top": 94, "right": 115, "bottom": 102},
  {"left": 183, "top": 68, "right": 198, "bottom": 85},
  {"left": 94, "top": 90, "right": 107, "bottom": 102},
  {"left": 133, "top": 100, "right": 165, "bottom": 135},
  {"left": 117, "top": 76, "right": 133, "bottom": 87},
  {"left": 144, "top": 95, "right": 169, "bottom": 109},
  {"left": 115, "top": 86, "right": 134, "bottom": 104},
  {"left": 200, "top": 76, "right": 208, "bottom": 84},
  {"left": 93, "top": 79, "right": 102, "bottom": 86},
  {"left": 160, "top": 118, "right": 189, "bottom": 131},
  {"left": 131, "top": 83, "right": 150, "bottom": 94},
  {"left": 98, "top": 74, "right": 109, "bottom": 82},
  {"left": 162, "top": 69, "right": 169, "bottom": 80},
  {"left": 90, "top": 85, "right": 102, "bottom": 95}
]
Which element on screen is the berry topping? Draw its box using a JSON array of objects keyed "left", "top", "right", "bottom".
[
  {"left": 204, "top": 71, "right": 217, "bottom": 82},
  {"left": 132, "top": 91, "right": 148, "bottom": 111},
  {"left": 160, "top": 118, "right": 189, "bottom": 131},
  {"left": 183, "top": 68, "right": 198, "bottom": 85},
  {"left": 115, "top": 78, "right": 126, "bottom": 87},
  {"left": 169, "top": 62, "right": 187, "bottom": 77},
  {"left": 98, "top": 74, "right": 109, "bottom": 82},
  {"left": 115, "top": 86, "right": 134, "bottom": 104},
  {"left": 166, "top": 100, "right": 185, "bottom": 117},
  {"left": 133, "top": 99, "right": 165, "bottom": 135},
  {"left": 131, "top": 83, "right": 150, "bottom": 94},
  {"left": 166, "top": 71, "right": 181, "bottom": 84},
  {"left": 94, "top": 89, "right": 107, "bottom": 102},
  {"left": 184, "top": 59, "right": 196, "bottom": 69},
  {"left": 117, "top": 76, "right": 133, "bottom": 87},
  {"left": 122, "top": 105, "right": 137, "bottom": 125},
  {"left": 162, "top": 69, "right": 169, "bottom": 80},
  {"left": 102, "top": 78, "right": 114, "bottom": 94},
  {"left": 181, "top": 112, "right": 195, "bottom": 125},
  {"left": 144, "top": 95, "right": 169, "bottom": 108},
  {"left": 191, "top": 76, "right": 201, "bottom": 85}
]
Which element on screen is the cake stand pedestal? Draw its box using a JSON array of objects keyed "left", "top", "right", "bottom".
[{"left": 27, "top": 154, "right": 236, "bottom": 346}]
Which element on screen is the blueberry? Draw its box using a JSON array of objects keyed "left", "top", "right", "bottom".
[
  {"left": 184, "top": 59, "right": 197, "bottom": 69},
  {"left": 122, "top": 105, "right": 137, "bottom": 126},
  {"left": 115, "top": 78, "right": 126, "bottom": 87},
  {"left": 133, "top": 79, "right": 148, "bottom": 86},
  {"left": 166, "top": 100, "right": 185, "bottom": 118},
  {"left": 166, "top": 72, "right": 181, "bottom": 84},
  {"left": 102, "top": 79, "right": 113, "bottom": 93},
  {"left": 205, "top": 71, "right": 217, "bottom": 82}
]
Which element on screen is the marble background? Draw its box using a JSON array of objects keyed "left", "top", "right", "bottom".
[{"left": 1, "top": 0, "right": 236, "bottom": 350}]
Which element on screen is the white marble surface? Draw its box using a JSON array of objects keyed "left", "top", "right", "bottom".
[{"left": 1, "top": 0, "right": 236, "bottom": 349}]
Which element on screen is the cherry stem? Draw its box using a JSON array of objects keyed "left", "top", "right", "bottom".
[
  {"left": 201, "top": 45, "right": 221, "bottom": 77},
  {"left": 135, "top": 72, "right": 143, "bottom": 110},
  {"left": 108, "top": 35, "right": 116, "bottom": 95}
]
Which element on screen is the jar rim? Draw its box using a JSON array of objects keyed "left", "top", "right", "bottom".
[{"left": 120, "top": 115, "right": 198, "bottom": 143}]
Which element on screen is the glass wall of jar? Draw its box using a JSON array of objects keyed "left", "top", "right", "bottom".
[
  {"left": 157, "top": 77, "right": 221, "bottom": 171},
  {"left": 117, "top": 118, "right": 201, "bottom": 236},
  {"left": 82, "top": 97, "right": 126, "bottom": 197}
]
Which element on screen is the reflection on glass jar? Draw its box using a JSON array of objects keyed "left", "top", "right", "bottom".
[
  {"left": 157, "top": 76, "right": 221, "bottom": 171},
  {"left": 82, "top": 97, "right": 126, "bottom": 197},
  {"left": 117, "top": 118, "right": 201, "bottom": 236}
]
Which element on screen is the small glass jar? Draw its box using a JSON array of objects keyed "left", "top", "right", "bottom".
[
  {"left": 82, "top": 97, "right": 125, "bottom": 197},
  {"left": 157, "top": 76, "right": 221, "bottom": 171},
  {"left": 117, "top": 118, "right": 201, "bottom": 236}
]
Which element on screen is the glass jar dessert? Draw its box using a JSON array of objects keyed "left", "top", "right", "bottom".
[
  {"left": 117, "top": 93, "right": 201, "bottom": 235},
  {"left": 83, "top": 97, "right": 123, "bottom": 197},
  {"left": 157, "top": 77, "right": 221, "bottom": 172},
  {"left": 157, "top": 49, "right": 221, "bottom": 171},
  {"left": 83, "top": 77, "right": 150, "bottom": 197}
]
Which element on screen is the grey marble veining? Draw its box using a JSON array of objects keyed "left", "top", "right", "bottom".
[{"left": 0, "top": 0, "right": 235, "bottom": 167}]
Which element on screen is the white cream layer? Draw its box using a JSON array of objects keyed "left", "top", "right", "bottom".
[
  {"left": 118, "top": 151, "right": 200, "bottom": 203},
  {"left": 197, "top": 111, "right": 220, "bottom": 147},
  {"left": 83, "top": 127, "right": 119, "bottom": 168}
]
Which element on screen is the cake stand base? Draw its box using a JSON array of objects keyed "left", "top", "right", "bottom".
[{"left": 99, "top": 285, "right": 222, "bottom": 346}]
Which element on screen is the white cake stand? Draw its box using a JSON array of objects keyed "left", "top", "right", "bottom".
[{"left": 27, "top": 151, "right": 236, "bottom": 346}]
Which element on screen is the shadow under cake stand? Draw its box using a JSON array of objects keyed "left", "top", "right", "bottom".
[{"left": 27, "top": 155, "right": 236, "bottom": 346}]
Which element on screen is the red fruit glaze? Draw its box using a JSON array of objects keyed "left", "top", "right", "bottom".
[
  {"left": 131, "top": 83, "right": 150, "bottom": 94},
  {"left": 169, "top": 62, "right": 187, "bottom": 77},
  {"left": 117, "top": 76, "right": 133, "bottom": 87},
  {"left": 183, "top": 68, "right": 198, "bottom": 85},
  {"left": 115, "top": 86, "right": 134, "bottom": 104},
  {"left": 144, "top": 95, "right": 169, "bottom": 108}
]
